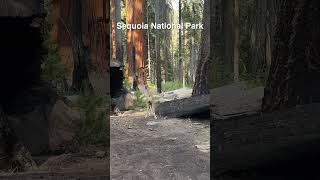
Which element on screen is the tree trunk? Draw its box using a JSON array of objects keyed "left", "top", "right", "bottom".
[
  {"left": 111, "top": 0, "right": 123, "bottom": 67},
  {"left": 178, "top": 0, "right": 183, "bottom": 84},
  {"left": 210, "top": 0, "right": 223, "bottom": 87},
  {"left": 189, "top": 3, "right": 198, "bottom": 84},
  {"left": 233, "top": 0, "right": 240, "bottom": 81},
  {"left": 71, "top": 0, "right": 90, "bottom": 91},
  {"left": 79, "top": 0, "right": 110, "bottom": 99},
  {"left": 250, "top": 0, "right": 268, "bottom": 73},
  {"left": 164, "top": 45, "right": 169, "bottom": 83},
  {"left": 263, "top": 0, "right": 320, "bottom": 112},
  {"left": 145, "top": 0, "right": 151, "bottom": 82},
  {"left": 266, "top": 0, "right": 280, "bottom": 67},
  {"left": 192, "top": 0, "right": 210, "bottom": 95},
  {"left": 222, "top": 0, "right": 234, "bottom": 73},
  {"left": 155, "top": 0, "right": 162, "bottom": 93},
  {"left": 125, "top": 0, "right": 146, "bottom": 90}
]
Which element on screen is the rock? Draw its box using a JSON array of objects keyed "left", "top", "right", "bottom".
[
  {"left": 112, "top": 92, "right": 136, "bottom": 111},
  {"left": 8, "top": 105, "right": 51, "bottom": 155},
  {"left": 153, "top": 88, "right": 193, "bottom": 103},
  {"left": 63, "top": 95, "right": 81, "bottom": 107},
  {"left": 95, "top": 151, "right": 106, "bottom": 158},
  {"left": 195, "top": 144, "right": 210, "bottom": 153},
  {"left": 48, "top": 100, "right": 85, "bottom": 152},
  {"left": 146, "top": 121, "right": 161, "bottom": 126},
  {"left": 39, "top": 154, "right": 73, "bottom": 170},
  {"left": 2, "top": 84, "right": 58, "bottom": 156},
  {"left": 11, "top": 143, "right": 38, "bottom": 172}
]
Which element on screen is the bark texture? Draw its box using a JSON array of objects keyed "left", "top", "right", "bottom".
[
  {"left": 250, "top": 0, "right": 268, "bottom": 73},
  {"left": 111, "top": 0, "right": 124, "bottom": 67},
  {"left": 263, "top": 0, "right": 320, "bottom": 111},
  {"left": 222, "top": 0, "right": 234, "bottom": 73},
  {"left": 192, "top": 0, "right": 210, "bottom": 95},
  {"left": 125, "top": 0, "right": 146, "bottom": 90},
  {"left": 51, "top": 0, "right": 110, "bottom": 99}
]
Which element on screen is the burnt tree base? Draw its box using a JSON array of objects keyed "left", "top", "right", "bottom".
[
  {"left": 110, "top": 67, "right": 124, "bottom": 98},
  {"left": 0, "top": 17, "right": 57, "bottom": 160},
  {"left": 212, "top": 103, "right": 320, "bottom": 178}
]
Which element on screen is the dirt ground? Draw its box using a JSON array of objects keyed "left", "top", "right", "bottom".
[
  {"left": 110, "top": 110, "right": 210, "bottom": 180},
  {"left": 0, "top": 146, "right": 109, "bottom": 179}
]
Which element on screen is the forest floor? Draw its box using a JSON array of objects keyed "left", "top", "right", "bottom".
[
  {"left": 110, "top": 110, "right": 210, "bottom": 180},
  {"left": 0, "top": 145, "right": 109, "bottom": 179}
]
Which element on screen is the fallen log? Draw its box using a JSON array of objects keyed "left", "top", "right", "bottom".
[
  {"left": 153, "top": 94, "right": 210, "bottom": 117},
  {"left": 212, "top": 103, "right": 320, "bottom": 177},
  {"left": 154, "top": 82, "right": 263, "bottom": 118}
]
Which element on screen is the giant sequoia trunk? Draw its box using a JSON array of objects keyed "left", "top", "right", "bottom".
[
  {"left": 126, "top": 0, "right": 146, "bottom": 90},
  {"left": 262, "top": 0, "right": 320, "bottom": 111},
  {"left": 51, "top": 0, "right": 110, "bottom": 99},
  {"left": 82, "top": 0, "right": 110, "bottom": 99},
  {"left": 71, "top": 0, "right": 90, "bottom": 91},
  {"left": 192, "top": 0, "right": 210, "bottom": 96}
]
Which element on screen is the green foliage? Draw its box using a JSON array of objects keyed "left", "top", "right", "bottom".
[
  {"left": 123, "top": 75, "right": 131, "bottom": 90},
  {"left": 162, "top": 81, "right": 184, "bottom": 92},
  {"left": 41, "top": 0, "right": 67, "bottom": 93},
  {"left": 41, "top": 39, "right": 67, "bottom": 92},
  {"left": 133, "top": 90, "right": 146, "bottom": 108},
  {"left": 72, "top": 84, "right": 108, "bottom": 148},
  {"left": 147, "top": 81, "right": 157, "bottom": 95},
  {"left": 240, "top": 71, "right": 269, "bottom": 88}
]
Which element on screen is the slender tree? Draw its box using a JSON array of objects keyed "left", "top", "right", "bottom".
[
  {"left": 178, "top": 0, "right": 183, "bottom": 84},
  {"left": 111, "top": 0, "right": 124, "bottom": 67},
  {"left": 233, "top": 0, "right": 240, "bottom": 81},
  {"left": 155, "top": 0, "right": 162, "bottom": 93}
]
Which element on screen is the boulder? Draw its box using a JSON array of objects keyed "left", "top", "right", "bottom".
[
  {"left": 48, "top": 100, "right": 85, "bottom": 152},
  {"left": 8, "top": 105, "right": 51, "bottom": 155},
  {"left": 112, "top": 92, "right": 136, "bottom": 111},
  {"left": 63, "top": 95, "right": 81, "bottom": 107},
  {"left": 153, "top": 88, "right": 193, "bottom": 104}
]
